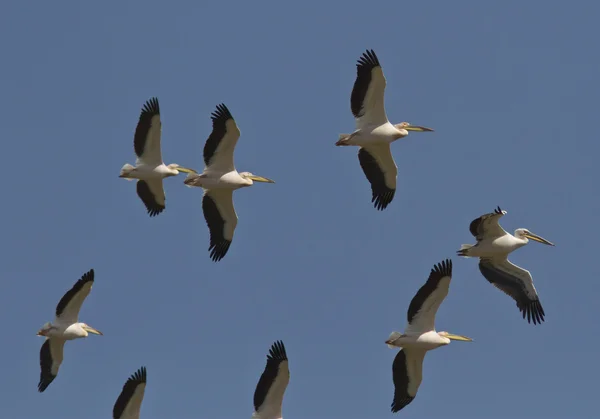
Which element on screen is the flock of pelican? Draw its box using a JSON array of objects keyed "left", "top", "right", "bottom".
[{"left": 36, "top": 49, "right": 555, "bottom": 417}]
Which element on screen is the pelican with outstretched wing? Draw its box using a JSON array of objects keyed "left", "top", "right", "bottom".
[
  {"left": 119, "top": 97, "right": 196, "bottom": 217},
  {"left": 184, "top": 103, "right": 275, "bottom": 262},
  {"left": 252, "top": 340, "right": 289, "bottom": 419},
  {"left": 37, "top": 269, "right": 103, "bottom": 392},
  {"left": 386, "top": 259, "right": 472, "bottom": 413},
  {"left": 337, "top": 49, "right": 434, "bottom": 210},
  {"left": 458, "top": 206, "right": 555, "bottom": 324},
  {"left": 113, "top": 366, "right": 147, "bottom": 419}
]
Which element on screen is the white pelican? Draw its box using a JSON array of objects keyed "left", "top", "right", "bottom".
[
  {"left": 119, "top": 97, "right": 196, "bottom": 217},
  {"left": 457, "top": 206, "right": 555, "bottom": 325},
  {"left": 184, "top": 103, "right": 275, "bottom": 262},
  {"left": 37, "top": 269, "right": 103, "bottom": 392},
  {"left": 113, "top": 366, "right": 147, "bottom": 419},
  {"left": 337, "top": 49, "right": 434, "bottom": 210},
  {"left": 252, "top": 340, "right": 289, "bottom": 419},
  {"left": 386, "top": 259, "right": 472, "bottom": 413}
]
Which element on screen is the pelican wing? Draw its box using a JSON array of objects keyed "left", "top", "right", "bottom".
[
  {"left": 404, "top": 260, "right": 452, "bottom": 334},
  {"left": 133, "top": 97, "right": 163, "bottom": 166},
  {"left": 351, "top": 49, "right": 388, "bottom": 128},
  {"left": 136, "top": 179, "right": 166, "bottom": 217},
  {"left": 55, "top": 269, "right": 94, "bottom": 324},
  {"left": 469, "top": 206, "right": 508, "bottom": 240},
  {"left": 391, "top": 348, "right": 426, "bottom": 413},
  {"left": 358, "top": 145, "right": 397, "bottom": 210},
  {"left": 203, "top": 103, "right": 240, "bottom": 173},
  {"left": 479, "top": 257, "right": 545, "bottom": 325},
  {"left": 113, "top": 366, "right": 147, "bottom": 419},
  {"left": 38, "top": 338, "right": 65, "bottom": 392},
  {"left": 253, "top": 341, "right": 289, "bottom": 419},
  {"left": 202, "top": 189, "right": 238, "bottom": 262}
]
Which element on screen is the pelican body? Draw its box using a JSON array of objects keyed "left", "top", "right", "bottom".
[
  {"left": 37, "top": 269, "right": 103, "bottom": 392},
  {"left": 458, "top": 206, "right": 555, "bottom": 324},
  {"left": 386, "top": 259, "right": 472, "bottom": 413},
  {"left": 119, "top": 97, "right": 196, "bottom": 217},
  {"left": 337, "top": 49, "right": 434, "bottom": 210},
  {"left": 184, "top": 103, "right": 274, "bottom": 262}
]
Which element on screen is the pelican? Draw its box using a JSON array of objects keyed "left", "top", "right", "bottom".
[
  {"left": 252, "top": 340, "right": 289, "bottom": 419},
  {"left": 457, "top": 206, "right": 555, "bottom": 325},
  {"left": 386, "top": 259, "right": 472, "bottom": 413},
  {"left": 184, "top": 103, "right": 275, "bottom": 262},
  {"left": 119, "top": 97, "right": 196, "bottom": 217},
  {"left": 37, "top": 269, "right": 103, "bottom": 392},
  {"left": 337, "top": 49, "right": 434, "bottom": 210},
  {"left": 113, "top": 366, "right": 147, "bottom": 419}
]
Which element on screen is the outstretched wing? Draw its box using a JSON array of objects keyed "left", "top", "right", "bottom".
[
  {"left": 202, "top": 189, "right": 238, "bottom": 262},
  {"left": 469, "top": 206, "right": 508, "bottom": 240},
  {"left": 351, "top": 49, "right": 389, "bottom": 128},
  {"left": 113, "top": 366, "right": 147, "bottom": 419},
  {"left": 55, "top": 269, "right": 94, "bottom": 324},
  {"left": 203, "top": 103, "right": 241, "bottom": 173},
  {"left": 391, "top": 348, "right": 426, "bottom": 413},
  {"left": 38, "top": 338, "right": 65, "bottom": 392},
  {"left": 358, "top": 145, "right": 397, "bottom": 211},
  {"left": 479, "top": 257, "right": 545, "bottom": 325},
  {"left": 136, "top": 179, "right": 166, "bottom": 217},
  {"left": 133, "top": 97, "right": 163, "bottom": 166},
  {"left": 253, "top": 341, "right": 290, "bottom": 419}
]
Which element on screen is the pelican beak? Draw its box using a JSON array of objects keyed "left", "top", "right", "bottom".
[
  {"left": 446, "top": 333, "right": 473, "bottom": 342},
  {"left": 175, "top": 167, "right": 197, "bottom": 174},
  {"left": 524, "top": 232, "right": 555, "bottom": 246},
  {"left": 404, "top": 125, "right": 434, "bottom": 132},
  {"left": 36, "top": 330, "right": 44, "bottom": 336},
  {"left": 247, "top": 175, "right": 275, "bottom": 183},
  {"left": 83, "top": 325, "right": 103, "bottom": 335}
]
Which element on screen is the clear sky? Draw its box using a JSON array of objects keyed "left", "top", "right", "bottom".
[{"left": 1, "top": 1, "right": 599, "bottom": 418}]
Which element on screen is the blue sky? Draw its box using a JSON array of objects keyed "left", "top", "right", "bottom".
[{"left": 1, "top": 1, "right": 599, "bottom": 418}]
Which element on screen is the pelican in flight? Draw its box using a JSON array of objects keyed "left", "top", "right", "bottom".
[
  {"left": 252, "top": 340, "right": 289, "bottom": 419},
  {"left": 386, "top": 259, "right": 472, "bottom": 413},
  {"left": 119, "top": 97, "right": 196, "bottom": 217},
  {"left": 184, "top": 103, "right": 275, "bottom": 262},
  {"left": 37, "top": 269, "right": 103, "bottom": 392},
  {"left": 113, "top": 366, "right": 147, "bottom": 419},
  {"left": 337, "top": 49, "right": 434, "bottom": 210},
  {"left": 457, "top": 206, "right": 555, "bottom": 325}
]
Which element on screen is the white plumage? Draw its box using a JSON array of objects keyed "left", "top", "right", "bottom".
[
  {"left": 252, "top": 341, "right": 290, "bottom": 419},
  {"left": 337, "top": 49, "right": 433, "bottom": 210},
  {"left": 113, "top": 366, "right": 147, "bottom": 419},
  {"left": 184, "top": 103, "right": 274, "bottom": 262},
  {"left": 37, "top": 269, "right": 103, "bottom": 392},
  {"left": 458, "top": 206, "right": 555, "bottom": 324},
  {"left": 386, "top": 260, "right": 472, "bottom": 413}
]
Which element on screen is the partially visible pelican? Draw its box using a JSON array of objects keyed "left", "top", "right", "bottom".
[
  {"left": 337, "top": 49, "right": 434, "bottom": 210},
  {"left": 386, "top": 259, "right": 472, "bottom": 413},
  {"left": 252, "top": 340, "right": 289, "bottom": 419},
  {"left": 37, "top": 269, "right": 103, "bottom": 392},
  {"left": 184, "top": 103, "right": 275, "bottom": 262},
  {"left": 457, "top": 206, "right": 555, "bottom": 324},
  {"left": 119, "top": 97, "right": 196, "bottom": 217},
  {"left": 113, "top": 366, "right": 147, "bottom": 419}
]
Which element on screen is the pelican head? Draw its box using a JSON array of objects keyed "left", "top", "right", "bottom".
[
  {"left": 514, "top": 228, "right": 555, "bottom": 246},
  {"left": 239, "top": 172, "right": 275, "bottom": 186},
  {"left": 166, "top": 164, "right": 197, "bottom": 176},
  {"left": 393, "top": 122, "right": 435, "bottom": 138},
  {"left": 79, "top": 323, "right": 103, "bottom": 336},
  {"left": 36, "top": 322, "right": 55, "bottom": 337},
  {"left": 438, "top": 331, "right": 473, "bottom": 343}
]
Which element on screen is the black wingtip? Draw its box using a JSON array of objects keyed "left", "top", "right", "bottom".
[
  {"left": 431, "top": 259, "right": 452, "bottom": 278},
  {"left": 129, "top": 366, "right": 147, "bottom": 384},
  {"left": 208, "top": 241, "right": 232, "bottom": 262},
  {"left": 357, "top": 49, "right": 381, "bottom": 69},
  {"left": 391, "top": 396, "right": 415, "bottom": 413},
  {"left": 372, "top": 190, "right": 395, "bottom": 210},
  {"left": 494, "top": 206, "right": 504, "bottom": 215},
  {"left": 267, "top": 340, "right": 288, "bottom": 361},
  {"left": 520, "top": 299, "right": 546, "bottom": 325},
  {"left": 211, "top": 103, "right": 233, "bottom": 123},
  {"left": 141, "top": 97, "right": 160, "bottom": 116}
]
